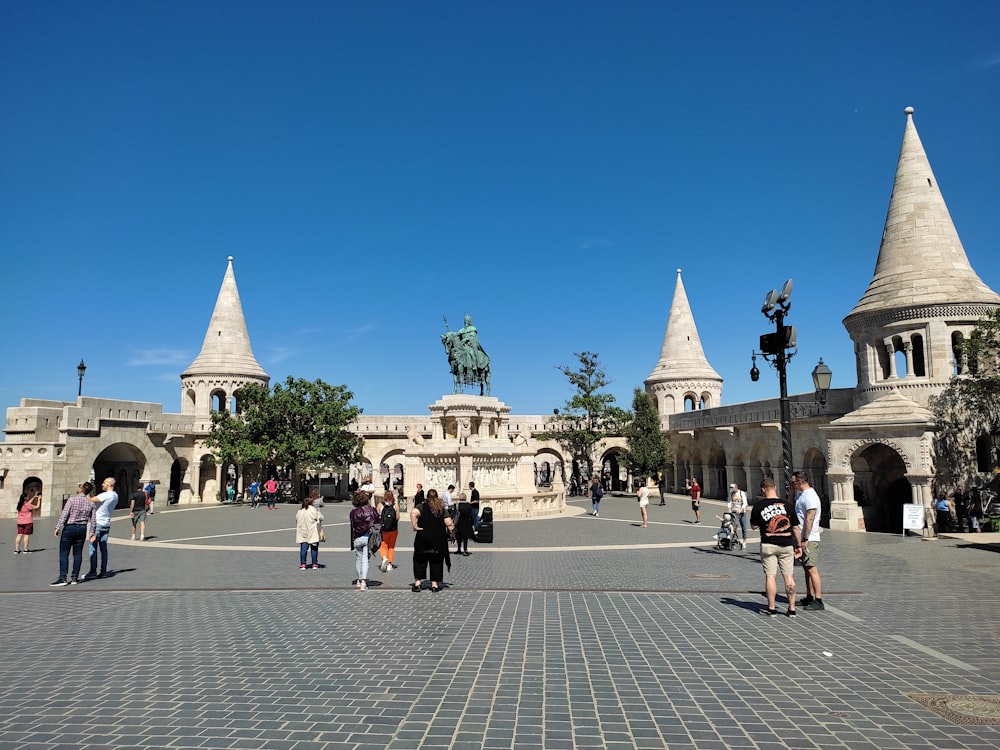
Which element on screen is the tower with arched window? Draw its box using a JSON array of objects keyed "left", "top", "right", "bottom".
[
  {"left": 180, "top": 256, "right": 269, "bottom": 420},
  {"left": 644, "top": 269, "right": 723, "bottom": 419}
]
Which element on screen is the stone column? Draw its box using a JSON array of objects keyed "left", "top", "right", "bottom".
[
  {"left": 903, "top": 341, "right": 914, "bottom": 379},
  {"left": 885, "top": 341, "right": 898, "bottom": 378},
  {"left": 908, "top": 474, "right": 935, "bottom": 538},
  {"left": 191, "top": 461, "right": 202, "bottom": 503},
  {"left": 828, "top": 472, "right": 864, "bottom": 531}
]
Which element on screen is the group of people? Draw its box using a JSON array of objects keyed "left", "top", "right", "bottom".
[
  {"left": 246, "top": 477, "right": 280, "bottom": 509},
  {"left": 44, "top": 477, "right": 151, "bottom": 586},
  {"left": 934, "top": 487, "right": 988, "bottom": 534},
  {"left": 748, "top": 470, "right": 825, "bottom": 617},
  {"left": 342, "top": 481, "right": 482, "bottom": 592}
]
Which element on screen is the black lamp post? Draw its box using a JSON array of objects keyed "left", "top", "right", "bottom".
[
  {"left": 77, "top": 359, "right": 86, "bottom": 397},
  {"left": 751, "top": 280, "right": 796, "bottom": 488},
  {"left": 811, "top": 358, "right": 833, "bottom": 405}
]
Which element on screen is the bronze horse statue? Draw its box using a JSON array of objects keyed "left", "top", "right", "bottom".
[{"left": 441, "top": 328, "right": 491, "bottom": 396}]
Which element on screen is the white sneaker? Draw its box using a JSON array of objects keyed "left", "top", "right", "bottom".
[
  {"left": 140, "top": 535, "right": 144, "bottom": 541},
  {"left": 130, "top": 534, "right": 135, "bottom": 540},
  {"left": 379, "top": 557, "right": 388, "bottom": 572}
]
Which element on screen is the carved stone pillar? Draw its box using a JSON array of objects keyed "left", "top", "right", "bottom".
[
  {"left": 191, "top": 461, "right": 202, "bottom": 503},
  {"left": 827, "top": 472, "right": 865, "bottom": 531},
  {"left": 885, "top": 341, "right": 898, "bottom": 378}
]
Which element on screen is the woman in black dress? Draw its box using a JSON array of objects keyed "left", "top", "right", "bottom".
[{"left": 410, "top": 488, "right": 454, "bottom": 592}]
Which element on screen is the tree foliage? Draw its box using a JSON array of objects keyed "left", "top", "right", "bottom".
[
  {"left": 206, "top": 376, "right": 364, "bottom": 476},
  {"left": 931, "top": 309, "right": 1000, "bottom": 487},
  {"left": 622, "top": 388, "right": 671, "bottom": 480},
  {"left": 543, "top": 352, "right": 625, "bottom": 472}
]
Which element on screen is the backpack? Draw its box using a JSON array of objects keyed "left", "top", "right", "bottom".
[
  {"left": 146, "top": 484, "right": 156, "bottom": 499},
  {"left": 593, "top": 484, "right": 604, "bottom": 499},
  {"left": 380, "top": 504, "right": 398, "bottom": 532},
  {"left": 366, "top": 506, "right": 382, "bottom": 557}
]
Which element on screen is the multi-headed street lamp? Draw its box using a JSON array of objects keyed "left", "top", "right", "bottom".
[{"left": 750, "top": 280, "right": 796, "bottom": 488}]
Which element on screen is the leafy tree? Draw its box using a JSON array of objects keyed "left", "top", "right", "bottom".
[
  {"left": 931, "top": 309, "right": 1000, "bottom": 487},
  {"left": 623, "top": 388, "right": 671, "bottom": 481},
  {"left": 543, "top": 352, "right": 624, "bottom": 474},
  {"left": 207, "top": 376, "right": 364, "bottom": 478}
]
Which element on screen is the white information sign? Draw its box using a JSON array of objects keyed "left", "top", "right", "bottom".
[{"left": 902, "top": 503, "right": 925, "bottom": 531}]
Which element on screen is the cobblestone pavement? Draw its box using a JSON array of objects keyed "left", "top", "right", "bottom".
[{"left": 1, "top": 493, "right": 999, "bottom": 749}]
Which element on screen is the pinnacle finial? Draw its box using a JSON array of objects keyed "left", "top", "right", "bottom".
[
  {"left": 227, "top": 255, "right": 234, "bottom": 262},
  {"left": 676, "top": 268, "right": 682, "bottom": 275},
  {"left": 904, "top": 106, "right": 914, "bottom": 116}
]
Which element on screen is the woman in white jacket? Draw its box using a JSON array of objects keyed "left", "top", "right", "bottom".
[{"left": 295, "top": 491, "right": 325, "bottom": 570}]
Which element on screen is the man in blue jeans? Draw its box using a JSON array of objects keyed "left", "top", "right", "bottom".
[
  {"left": 87, "top": 477, "right": 119, "bottom": 579},
  {"left": 51, "top": 481, "right": 96, "bottom": 586}
]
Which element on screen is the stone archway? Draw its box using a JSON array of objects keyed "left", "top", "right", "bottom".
[
  {"left": 707, "top": 444, "right": 728, "bottom": 500},
  {"left": 851, "top": 443, "right": 910, "bottom": 533},
  {"left": 801, "top": 447, "right": 830, "bottom": 528},
  {"left": 600, "top": 448, "right": 628, "bottom": 492},
  {"left": 93, "top": 443, "right": 147, "bottom": 510},
  {"left": 169, "top": 458, "right": 187, "bottom": 505}
]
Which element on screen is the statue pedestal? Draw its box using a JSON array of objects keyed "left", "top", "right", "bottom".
[{"left": 403, "top": 395, "right": 565, "bottom": 518}]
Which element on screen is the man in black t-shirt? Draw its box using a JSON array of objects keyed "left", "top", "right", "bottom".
[{"left": 749, "top": 477, "right": 802, "bottom": 618}]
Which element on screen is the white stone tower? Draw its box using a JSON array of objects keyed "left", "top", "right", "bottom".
[
  {"left": 843, "top": 107, "right": 1000, "bottom": 409},
  {"left": 644, "top": 269, "right": 723, "bottom": 418},
  {"left": 180, "top": 256, "right": 269, "bottom": 418}
]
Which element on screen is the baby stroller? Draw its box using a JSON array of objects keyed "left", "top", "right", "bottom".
[{"left": 715, "top": 512, "right": 741, "bottom": 551}]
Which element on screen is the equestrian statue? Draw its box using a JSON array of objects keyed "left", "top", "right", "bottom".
[{"left": 442, "top": 314, "right": 491, "bottom": 396}]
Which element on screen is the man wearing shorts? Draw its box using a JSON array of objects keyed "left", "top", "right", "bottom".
[
  {"left": 130, "top": 485, "right": 148, "bottom": 541},
  {"left": 689, "top": 478, "right": 701, "bottom": 523},
  {"left": 793, "top": 470, "right": 825, "bottom": 611},
  {"left": 749, "top": 477, "right": 802, "bottom": 617}
]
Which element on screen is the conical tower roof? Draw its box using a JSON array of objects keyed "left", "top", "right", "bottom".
[
  {"left": 646, "top": 269, "right": 722, "bottom": 383},
  {"left": 182, "top": 256, "right": 268, "bottom": 380},
  {"left": 846, "top": 107, "right": 1000, "bottom": 322}
]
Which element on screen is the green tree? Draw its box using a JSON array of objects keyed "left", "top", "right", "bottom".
[
  {"left": 207, "top": 376, "right": 364, "bottom": 478},
  {"left": 931, "top": 308, "right": 1000, "bottom": 487},
  {"left": 623, "top": 388, "right": 671, "bottom": 481},
  {"left": 543, "top": 352, "right": 624, "bottom": 474}
]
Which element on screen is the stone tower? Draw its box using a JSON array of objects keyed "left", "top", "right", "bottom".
[
  {"left": 180, "top": 257, "right": 269, "bottom": 418},
  {"left": 645, "top": 269, "right": 723, "bottom": 418},
  {"left": 843, "top": 107, "right": 1000, "bottom": 409}
]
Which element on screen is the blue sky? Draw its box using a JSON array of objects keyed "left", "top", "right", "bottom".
[{"left": 2, "top": 1, "right": 998, "bottom": 418}]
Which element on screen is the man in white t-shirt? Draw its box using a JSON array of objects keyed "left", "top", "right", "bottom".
[
  {"left": 87, "top": 477, "right": 119, "bottom": 579},
  {"left": 793, "top": 470, "right": 824, "bottom": 611}
]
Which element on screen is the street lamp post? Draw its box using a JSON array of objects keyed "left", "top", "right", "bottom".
[
  {"left": 751, "top": 280, "right": 796, "bottom": 489},
  {"left": 811, "top": 358, "right": 833, "bottom": 405},
  {"left": 77, "top": 359, "right": 87, "bottom": 397}
]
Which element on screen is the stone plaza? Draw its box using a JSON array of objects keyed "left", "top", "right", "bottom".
[{"left": 1, "top": 492, "right": 999, "bottom": 749}]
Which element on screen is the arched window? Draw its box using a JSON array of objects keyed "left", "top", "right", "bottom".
[
  {"left": 910, "top": 334, "right": 926, "bottom": 377},
  {"left": 952, "top": 331, "right": 966, "bottom": 375},
  {"left": 211, "top": 391, "right": 227, "bottom": 412}
]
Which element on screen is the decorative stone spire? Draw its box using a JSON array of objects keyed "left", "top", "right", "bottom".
[
  {"left": 842, "top": 108, "right": 1000, "bottom": 409},
  {"left": 846, "top": 107, "right": 999, "bottom": 321},
  {"left": 181, "top": 257, "right": 268, "bottom": 417},
  {"left": 644, "top": 270, "right": 723, "bottom": 417}
]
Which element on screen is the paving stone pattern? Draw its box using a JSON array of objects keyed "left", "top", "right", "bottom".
[{"left": 1, "top": 494, "right": 998, "bottom": 749}]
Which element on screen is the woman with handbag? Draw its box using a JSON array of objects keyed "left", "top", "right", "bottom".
[
  {"left": 410, "top": 488, "right": 454, "bottom": 593},
  {"left": 349, "top": 490, "right": 379, "bottom": 590},
  {"left": 295, "top": 492, "right": 325, "bottom": 570}
]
